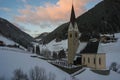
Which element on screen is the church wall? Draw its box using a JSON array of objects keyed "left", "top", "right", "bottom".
[
  {"left": 81, "top": 53, "right": 106, "bottom": 69},
  {"left": 96, "top": 54, "right": 106, "bottom": 69},
  {"left": 68, "top": 28, "right": 79, "bottom": 64},
  {"left": 68, "top": 31, "right": 76, "bottom": 64}
]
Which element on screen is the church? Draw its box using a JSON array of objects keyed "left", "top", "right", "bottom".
[{"left": 67, "top": 4, "right": 106, "bottom": 70}]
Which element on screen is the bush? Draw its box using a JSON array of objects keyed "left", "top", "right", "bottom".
[
  {"left": 52, "top": 51, "right": 58, "bottom": 59},
  {"left": 12, "top": 69, "right": 28, "bottom": 80},
  {"left": 48, "top": 72, "right": 56, "bottom": 80},
  {"left": 36, "top": 45, "right": 40, "bottom": 55},
  {"left": 29, "top": 66, "right": 56, "bottom": 80},
  {"left": 109, "top": 62, "right": 118, "bottom": 72},
  {"left": 2, "top": 66, "right": 56, "bottom": 80},
  {"left": 41, "top": 48, "right": 51, "bottom": 59},
  {"left": 29, "top": 66, "right": 47, "bottom": 80},
  {"left": 58, "top": 49, "right": 66, "bottom": 59}
]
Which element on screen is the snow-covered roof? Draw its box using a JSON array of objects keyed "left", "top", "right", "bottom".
[{"left": 76, "top": 42, "right": 87, "bottom": 54}]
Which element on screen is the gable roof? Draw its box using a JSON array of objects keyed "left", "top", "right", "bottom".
[
  {"left": 70, "top": 4, "right": 76, "bottom": 26},
  {"left": 80, "top": 41, "right": 99, "bottom": 54}
]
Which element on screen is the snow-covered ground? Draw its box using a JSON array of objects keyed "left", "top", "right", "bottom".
[
  {"left": 0, "top": 48, "right": 70, "bottom": 80},
  {"left": 0, "top": 33, "right": 120, "bottom": 80},
  {"left": 0, "top": 34, "right": 15, "bottom": 45},
  {"left": 98, "top": 33, "right": 120, "bottom": 68},
  {"left": 75, "top": 68, "right": 120, "bottom": 80}
]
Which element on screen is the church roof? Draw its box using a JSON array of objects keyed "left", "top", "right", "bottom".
[
  {"left": 80, "top": 41, "right": 99, "bottom": 54},
  {"left": 70, "top": 4, "right": 76, "bottom": 25}
]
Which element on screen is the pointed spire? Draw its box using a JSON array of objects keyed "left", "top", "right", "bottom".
[{"left": 70, "top": 3, "right": 76, "bottom": 25}]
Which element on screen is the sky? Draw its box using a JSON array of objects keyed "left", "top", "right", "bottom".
[{"left": 0, "top": 0, "right": 102, "bottom": 37}]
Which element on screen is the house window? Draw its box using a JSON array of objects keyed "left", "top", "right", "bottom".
[
  {"left": 94, "top": 58, "right": 96, "bottom": 64},
  {"left": 99, "top": 58, "right": 101, "bottom": 65}
]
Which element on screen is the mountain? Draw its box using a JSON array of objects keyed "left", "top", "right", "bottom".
[
  {"left": 0, "top": 17, "right": 35, "bottom": 48},
  {"left": 35, "top": 32, "right": 49, "bottom": 42},
  {"left": 42, "top": 0, "right": 120, "bottom": 44}
]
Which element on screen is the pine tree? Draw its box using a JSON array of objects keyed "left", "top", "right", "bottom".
[{"left": 36, "top": 45, "right": 40, "bottom": 55}]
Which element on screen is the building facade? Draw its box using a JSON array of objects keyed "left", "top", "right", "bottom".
[
  {"left": 68, "top": 5, "right": 79, "bottom": 64},
  {"left": 67, "top": 4, "right": 106, "bottom": 70},
  {"left": 81, "top": 53, "right": 106, "bottom": 69}
]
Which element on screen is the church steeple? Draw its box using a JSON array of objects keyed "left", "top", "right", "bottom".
[{"left": 70, "top": 4, "right": 76, "bottom": 25}]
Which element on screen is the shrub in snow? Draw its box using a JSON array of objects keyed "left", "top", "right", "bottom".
[
  {"left": 32, "top": 47, "right": 35, "bottom": 53},
  {"left": 109, "top": 62, "right": 118, "bottom": 72},
  {"left": 29, "top": 66, "right": 47, "bottom": 80},
  {"left": 58, "top": 49, "right": 66, "bottom": 59},
  {"left": 52, "top": 51, "right": 58, "bottom": 59},
  {"left": 12, "top": 69, "right": 28, "bottom": 80},
  {"left": 41, "top": 48, "right": 51, "bottom": 59},
  {"left": 48, "top": 72, "right": 56, "bottom": 80},
  {"left": 36, "top": 45, "right": 40, "bottom": 55},
  {"left": 0, "top": 40, "right": 5, "bottom": 46},
  {"left": 29, "top": 66, "right": 56, "bottom": 80},
  {"left": 109, "top": 62, "right": 120, "bottom": 73}
]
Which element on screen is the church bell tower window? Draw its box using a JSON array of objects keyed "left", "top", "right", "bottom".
[
  {"left": 75, "top": 32, "right": 77, "bottom": 38},
  {"left": 70, "top": 34, "right": 72, "bottom": 38}
]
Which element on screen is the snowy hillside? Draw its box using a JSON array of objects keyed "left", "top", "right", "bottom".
[
  {"left": 0, "top": 34, "right": 15, "bottom": 45},
  {"left": 0, "top": 47, "right": 120, "bottom": 80},
  {"left": 98, "top": 33, "right": 120, "bottom": 68},
  {"left": 0, "top": 47, "right": 70, "bottom": 80},
  {"left": 0, "top": 33, "right": 120, "bottom": 80},
  {"left": 40, "top": 39, "right": 68, "bottom": 52},
  {"left": 40, "top": 39, "right": 87, "bottom": 53}
]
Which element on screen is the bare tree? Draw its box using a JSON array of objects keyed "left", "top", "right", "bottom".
[
  {"left": 36, "top": 45, "right": 40, "bottom": 55},
  {"left": 41, "top": 48, "right": 51, "bottom": 59},
  {"left": 52, "top": 51, "right": 58, "bottom": 59},
  {"left": 48, "top": 72, "right": 56, "bottom": 80},
  {"left": 29, "top": 66, "right": 47, "bottom": 80},
  {"left": 12, "top": 69, "right": 28, "bottom": 80}
]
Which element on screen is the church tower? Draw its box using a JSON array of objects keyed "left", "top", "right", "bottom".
[{"left": 68, "top": 4, "right": 79, "bottom": 64}]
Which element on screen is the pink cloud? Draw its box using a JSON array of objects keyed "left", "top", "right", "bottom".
[{"left": 15, "top": 0, "right": 94, "bottom": 25}]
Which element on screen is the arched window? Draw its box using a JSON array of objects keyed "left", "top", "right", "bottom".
[
  {"left": 83, "top": 57, "right": 85, "bottom": 63},
  {"left": 94, "top": 58, "right": 96, "bottom": 64},
  {"left": 99, "top": 58, "right": 101, "bottom": 65},
  {"left": 75, "top": 32, "right": 78, "bottom": 38},
  {"left": 88, "top": 57, "right": 90, "bottom": 63},
  {"left": 70, "top": 34, "right": 72, "bottom": 38}
]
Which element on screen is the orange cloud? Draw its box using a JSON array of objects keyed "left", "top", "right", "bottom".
[{"left": 15, "top": 0, "right": 93, "bottom": 25}]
